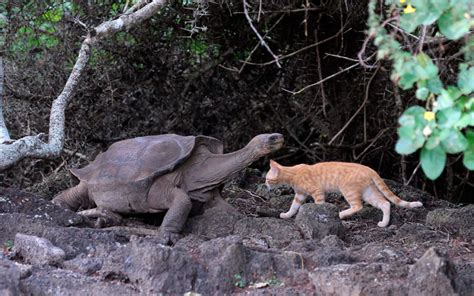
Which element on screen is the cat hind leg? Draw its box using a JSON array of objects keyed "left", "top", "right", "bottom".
[{"left": 363, "top": 185, "right": 391, "bottom": 227}]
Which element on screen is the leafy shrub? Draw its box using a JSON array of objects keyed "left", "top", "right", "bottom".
[{"left": 368, "top": 0, "right": 474, "bottom": 179}]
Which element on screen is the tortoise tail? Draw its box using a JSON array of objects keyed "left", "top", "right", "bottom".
[{"left": 52, "top": 182, "right": 90, "bottom": 211}]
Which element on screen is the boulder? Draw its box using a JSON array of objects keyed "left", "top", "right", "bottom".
[
  {"left": 14, "top": 233, "right": 65, "bottom": 266},
  {"left": 110, "top": 235, "right": 247, "bottom": 295},
  {"left": 310, "top": 263, "right": 409, "bottom": 296},
  {"left": 185, "top": 206, "right": 243, "bottom": 239},
  {"left": 407, "top": 247, "right": 457, "bottom": 296},
  {"left": 0, "top": 187, "right": 86, "bottom": 227},
  {"left": 426, "top": 205, "right": 474, "bottom": 242},
  {"left": 0, "top": 259, "right": 21, "bottom": 296},
  {"left": 233, "top": 217, "right": 302, "bottom": 248},
  {"left": 20, "top": 267, "right": 138, "bottom": 295},
  {"left": 268, "top": 195, "right": 293, "bottom": 211},
  {"left": 295, "top": 203, "right": 345, "bottom": 240}
]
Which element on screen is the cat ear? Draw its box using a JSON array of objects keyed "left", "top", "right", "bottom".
[
  {"left": 270, "top": 159, "right": 280, "bottom": 167},
  {"left": 269, "top": 160, "right": 280, "bottom": 175}
]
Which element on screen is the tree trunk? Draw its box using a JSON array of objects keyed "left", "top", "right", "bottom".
[{"left": 0, "top": 0, "right": 167, "bottom": 171}]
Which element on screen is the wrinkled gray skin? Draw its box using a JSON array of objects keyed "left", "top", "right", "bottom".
[{"left": 53, "top": 133, "right": 284, "bottom": 244}]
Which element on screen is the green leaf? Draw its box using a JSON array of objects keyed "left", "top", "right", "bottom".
[
  {"left": 458, "top": 64, "right": 474, "bottom": 95},
  {"left": 421, "top": 146, "right": 446, "bottom": 180},
  {"left": 398, "top": 126, "right": 415, "bottom": 139},
  {"left": 456, "top": 112, "right": 474, "bottom": 128},
  {"left": 463, "top": 131, "right": 474, "bottom": 170},
  {"left": 397, "top": 106, "right": 428, "bottom": 153},
  {"left": 466, "top": 97, "right": 474, "bottom": 110},
  {"left": 399, "top": 0, "right": 449, "bottom": 32},
  {"left": 426, "top": 76, "right": 443, "bottom": 94},
  {"left": 399, "top": 106, "right": 425, "bottom": 126},
  {"left": 396, "top": 138, "right": 419, "bottom": 154},
  {"left": 394, "top": 57, "right": 419, "bottom": 89},
  {"left": 463, "top": 151, "right": 474, "bottom": 170},
  {"left": 440, "top": 129, "right": 468, "bottom": 153},
  {"left": 438, "top": 8, "right": 471, "bottom": 40},
  {"left": 435, "top": 89, "right": 455, "bottom": 111},
  {"left": 415, "top": 53, "right": 439, "bottom": 80},
  {"left": 416, "top": 87, "right": 430, "bottom": 100},
  {"left": 437, "top": 107, "right": 462, "bottom": 128},
  {"left": 42, "top": 7, "right": 63, "bottom": 22},
  {"left": 425, "top": 129, "right": 441, "bottom": 149},
  {"left": 400, "top": 12, "right": 419, "bottom": 33}
]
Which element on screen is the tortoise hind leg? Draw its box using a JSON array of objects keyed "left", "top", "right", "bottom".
[
  {"left": 78, "top": 208, "right": 123, "bottom": 228},
  {"left": 52, "top": 181, "right": 90, "bottom": 211}
]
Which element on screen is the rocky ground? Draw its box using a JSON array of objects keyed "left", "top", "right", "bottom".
[{"left": 0, "top": 170, "right": 473, "bottom": 295}]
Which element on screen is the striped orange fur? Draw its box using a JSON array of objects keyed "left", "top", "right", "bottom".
[{"left": 265, "top": 160, "right": 423, "bottom": 227}]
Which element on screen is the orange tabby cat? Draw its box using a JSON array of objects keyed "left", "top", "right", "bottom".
[{"left": 265, "top": 160, "right": 423, "bottom": 227}]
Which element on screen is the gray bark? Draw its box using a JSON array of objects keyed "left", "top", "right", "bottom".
[
  {"left": 0, "top": 57, "right": 10, "bottom": 143},
  {"left": 0, "top": 0, "right": 167, "bottom": 171}
]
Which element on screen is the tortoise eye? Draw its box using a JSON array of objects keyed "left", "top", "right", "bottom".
[{"left": 269, "top": 135, "right": 279, "bottom": 142}]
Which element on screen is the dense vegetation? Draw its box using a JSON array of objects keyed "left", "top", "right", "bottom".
[{"left": 0, "top": 0, "right": 472, "bottom": 202}]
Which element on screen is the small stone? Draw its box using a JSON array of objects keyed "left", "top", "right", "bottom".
[
  {"left": 63, "top": 254, "right": 103, "bottom": 275},
  {"left": 14, "top": 233, "right": 65, "bottom": 266},
  {"left": 0, "top": 259, "right": 21, "bottom": 295}
]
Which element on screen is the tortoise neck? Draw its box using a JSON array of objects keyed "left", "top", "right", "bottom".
[{"left": 200, "top": 143, "right": 260, "bottom": 185}]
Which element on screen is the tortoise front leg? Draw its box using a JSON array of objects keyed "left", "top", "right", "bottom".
[
  {"left": 78, "top": 208, "right": 123, "bottom": 228},
  {"left": 158, "top": 187, "right": 192, "bottom": 245},
  {"left": 52, "top": 181, "right": 91, "bottom": 211}
]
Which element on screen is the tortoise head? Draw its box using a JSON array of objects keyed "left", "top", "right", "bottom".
[{"left": 248, "top": 133, "right": 284, "bottom": 157}]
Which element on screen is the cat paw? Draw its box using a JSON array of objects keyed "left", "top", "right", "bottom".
[
  {"left": 377, "top": 221, "right": 389, "bottom": 227},
  {"left": 280, "top": 213, "right": 290, "bottom": 219},
  {"left": 410, "top": 201, "right": 423, "bottom": 208},
  {"left": 338, "top": 212, "right": 346, "bottom": 219}
]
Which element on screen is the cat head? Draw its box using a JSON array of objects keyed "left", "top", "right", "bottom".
[{"left": 265, "top": 159, "right": 282, "bottom": 189}]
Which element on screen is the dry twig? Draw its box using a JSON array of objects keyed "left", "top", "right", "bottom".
[
  {"left": 283, "top": 62, "right": 360, "bottom": 95},
  {"left": 242, "top": 0, "right": 281, "bottom": 68},
  {"left": 328, "top": 65, "right": 381, "bottom": 145}
]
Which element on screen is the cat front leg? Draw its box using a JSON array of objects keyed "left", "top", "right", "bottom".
[
  {"left": 280, "top": 192, "right": 307, "bottom": 219},
  {"left": 310, "top": 188, "right": 325, "bottom": 204},
  {"left": 339, "top": 189, "right": 363, "bottom": 219}
]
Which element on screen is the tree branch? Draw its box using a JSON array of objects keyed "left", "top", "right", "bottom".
[
  {"left": 0, "top": 0, "right": 167, "bottom": 171},
  {"left": 0, "top": 57, "right": 10, "bottom": 143},
  {"left": 242, "top": 0, "right": 281, "bottom": 68}
]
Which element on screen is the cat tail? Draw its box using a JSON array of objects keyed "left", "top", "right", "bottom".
[{"left": 371, "top": 176, "right": 423, "bottom": 208}]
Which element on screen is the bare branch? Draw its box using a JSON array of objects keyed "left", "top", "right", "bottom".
[
  {"left": 239, "top": 14, "right": 284, "bottom": 74},
  {"left": 239, "top": 26, "right": 350, "bottom": 67},
  {"left": 328, "top": 65, "right": 380, "bottom": 145},
  {"left": 0, "top": 0, "right": 168, "bottom": 171},
  {"left": 0, "top": 57, "right": 10, "bottom": 143},
  {"left": 314, "top": 30, "right": 328, "bottom": 118},
  {"left": 242, "top": 0, "right": 281, "bottom": 68},
  {"left": 282, "top": 62, "right": 360, "bottom": 95}
]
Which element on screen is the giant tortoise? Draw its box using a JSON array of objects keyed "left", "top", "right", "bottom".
[{"left": 53, "top": 133, "right": 284, "bottom": 244}]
